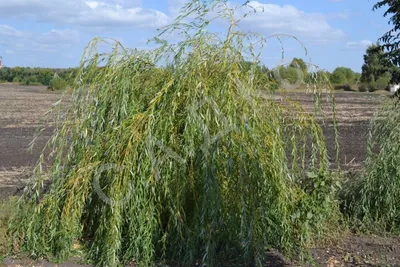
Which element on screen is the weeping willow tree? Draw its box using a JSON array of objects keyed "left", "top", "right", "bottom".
[
  {"left": 346, "top": 99, "right": 400, "bottom": 232},
  {"left": 9, "top": 1, "right": 340, "bottom": 266}
]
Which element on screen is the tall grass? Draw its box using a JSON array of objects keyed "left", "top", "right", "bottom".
[
  {"left": 9, "top": 1, "right": 340, "bottom": 266},
  {"left": 0, "top": 197, "right": 18, "bottom": 257},
  {"left": 344, "top": 99, "right": 400, "bottom": 232}
]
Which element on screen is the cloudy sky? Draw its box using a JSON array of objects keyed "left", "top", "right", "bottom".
[{"left": 0, "top": 0, "right": 392, "bottom": 72}]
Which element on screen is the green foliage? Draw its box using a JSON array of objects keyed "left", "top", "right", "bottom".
[
  {"left": 359, "top": 44, "right": 392, "bottom": 92},
  {"left": 12, "top": 76, "right": 20, "bottom": 83},
  {"left": 273, "top": 58, "right": 308, "bottom": 88},
  {"left": 280, "top": 66, "right": 302, "bottom": 84},
  {"left": 0, "top": 68, "right": 14, "bottom": 82},
  {"left": 354, "top": 72, "right": 361, "bottom": 84},
  {"left": 0, "top": 197, "right": 18, "bottom": 256},
  {"left": 358, "top": 83, "right": 368, "bottom": 92},
  {"left": 330, "top": 67, "right": 355, "bottom": 85},
  {"left": 290, "top": 58, "right": 308, "bottom": 75},
  {"left": 344, "top": 100, "right": 400, "bottom": 232},
  {"left": 275, "top": 65, "right": 304, "bottom": 86},
  {"left": 333, "top": 84, "right": 354, "bottom": 91},
  {"left": 239, "top": 61, "right": 275, "bottom": 91},
  {"left": 0, "top": 66, "right": 76, "bottom": 86},
  {"left": 305, "top": 70, "right": 331, "bottom": 84},
  {"left": 361, "top": 44, "right": 396, "bottom": 84},
  {"left": 330, "top": 70, "right": 347, "bottom": 85},
  {"left": 21, "top": 75, "right": 38, "bottom": 85},
  {"left": 48, "top": 77, "right": 68, "bottom": 90},
  {"left": 373, "top": 0, "right": 400, "bottom": 82},
  {"left": 9, "top": 1, "right": 340, "bottom": 266},
  {"left": 37, "top": 69, "right": 54, "bottom": 86},
  {"left": 374, "top": 71, "right": 391, "bottom": 91}
]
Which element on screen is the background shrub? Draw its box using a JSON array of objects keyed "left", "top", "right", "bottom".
[
  {"left": 358, "top": 83, "right": 368, "bottom": 92},
  {"left": 0, "top": 198, "right": 17, "bottom": 256},
  {"left": 373, "top": 71, "right": 391, "bottom": 91},
  {"left": 21, "top": 76, "right": 38, "bottom": 85},
  {"left": 48, "top": 77, "right": 68, "bottom": 90},
  {"left": 334, "top": 84, "right": 354, "bottom": 91},
  {"left": 330, "top": 67, "right": 355, "bottom": 84},
  {"left": 12, "top": 77, "right": 20, "bottom": 83}
]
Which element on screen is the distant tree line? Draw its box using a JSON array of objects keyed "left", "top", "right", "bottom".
[
  {"left": 0, "top": 67, "right": 76, "bottom": 89},
  {"left": 1, "top": 42, "right": 397, "bottom": 93},
  {"left": 269, "top": 43, "right": 398, "bottom": 92}
]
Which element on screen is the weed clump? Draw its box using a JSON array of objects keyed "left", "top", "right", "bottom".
[
  {"left": 0, "top": 197, "right": 18, "bottom": 256},
  {"left": 344, "top": 99, "right": 400, "bottom": 232}
]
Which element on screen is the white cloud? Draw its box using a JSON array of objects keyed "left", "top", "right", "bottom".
[
  {"left": 36, "top": 30, "right": 80, "bottom": 45},
  {"left": 235, "top": 1, "right": 345, "bottom": 44},
  {"left": 0, "top": 25, "right": 80, "bottom": 54},
  {"left": 0, "top": 0, "right": 169, "bottom": 30},
  {"left": 0, "top": 25, "right": 23, "bottom": 37},
  {"left": 346, "top": 40, "right": 372, "bottom": 49}
]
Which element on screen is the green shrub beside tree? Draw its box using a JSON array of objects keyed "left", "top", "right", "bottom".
[
  {"left": 360, "top": 44, "right": 398, "bottom": 91},
  {"left": 330, "top": 67, "right": 357, "bottom": 90},
  {"left": 48, "top": 76, "right": 68, "bottom": 90}
]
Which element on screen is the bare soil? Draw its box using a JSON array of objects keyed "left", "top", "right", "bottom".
[
  {"left": 0, "top": 83, "right": 61, "bottom": 198},
  {"left": 0, "top": 84, "right": 399, "bottom": 266}
]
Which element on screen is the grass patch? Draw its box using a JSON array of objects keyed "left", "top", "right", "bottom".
[
  {"left": 0, "top": 197, "right": 18, "bottom": 258},
  {"left": 342, "top": 99, "right": 400, "bottom": 233}
]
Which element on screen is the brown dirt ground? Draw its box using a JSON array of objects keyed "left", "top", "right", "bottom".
[
  {"left": 0, "top": 83, "right": 61, "bottom": 198},
  {"left": 0, "top": 84, "right": 399, "bottom": 266}
]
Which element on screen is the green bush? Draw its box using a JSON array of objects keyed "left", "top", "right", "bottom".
[
  {"left": 367, "top": 83, "right": 378, "bottom": 92},
  {"left": 344, "top": 100, "right": 400, "bottom": 232},
  {"left": 38, "top": 71, "right": 53, "bottom": 86},
  {"left": 281, "top": 66, "right": 304, "bottom": 84},
  {"left": 330, "top": 71, "right": 347, "bottom": 84},
  {"left": 373, "top": 72, "right": 391, "bottom": 91},
  {"left": 358, "top": 83, "right": 368, "bottom": 92},
  {"left": 9, "top": 1, "right": 340, "bottom": 266},
  {"left": 334, "top": 84, "right": 354, "bottom": 91},
  {"left": 305, "top": 70, "right": 331, "bottom": 84},
  {"left": 20, "top": 76, "right": 39, "bottom": 86},
  {"left": 330, "top": 67, "right": 355, "bottom": 84},
  {"left": 0, "top": 197, "right": 18, "bottom": 256},
  {"left": 48, "top": 77, "right": 68, "bottom": 90}
]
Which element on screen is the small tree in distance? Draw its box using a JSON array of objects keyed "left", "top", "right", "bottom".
[
  {"left": 290, "top": 58, "right": 308, "bottom": 76},
  {"left": 330, "top": 67, "right": 355, "bottom": 85},
  {"left": 373, "top": 0, "right": 400, "bottom": 83},
  {"left": 361, "top": 44, "right": 394, "bottom": 83}
]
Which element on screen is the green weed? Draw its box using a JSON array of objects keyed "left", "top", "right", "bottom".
[
  {"left": 344, "top": 99, "right": 400, "bottom": 233},
  {"left": 0, "top": 197, "right": 18, "bottom": 257}
]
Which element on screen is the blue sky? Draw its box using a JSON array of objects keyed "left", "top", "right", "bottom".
[{"left": 0, "top": 0, "right": 392, "bottom": 72}]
